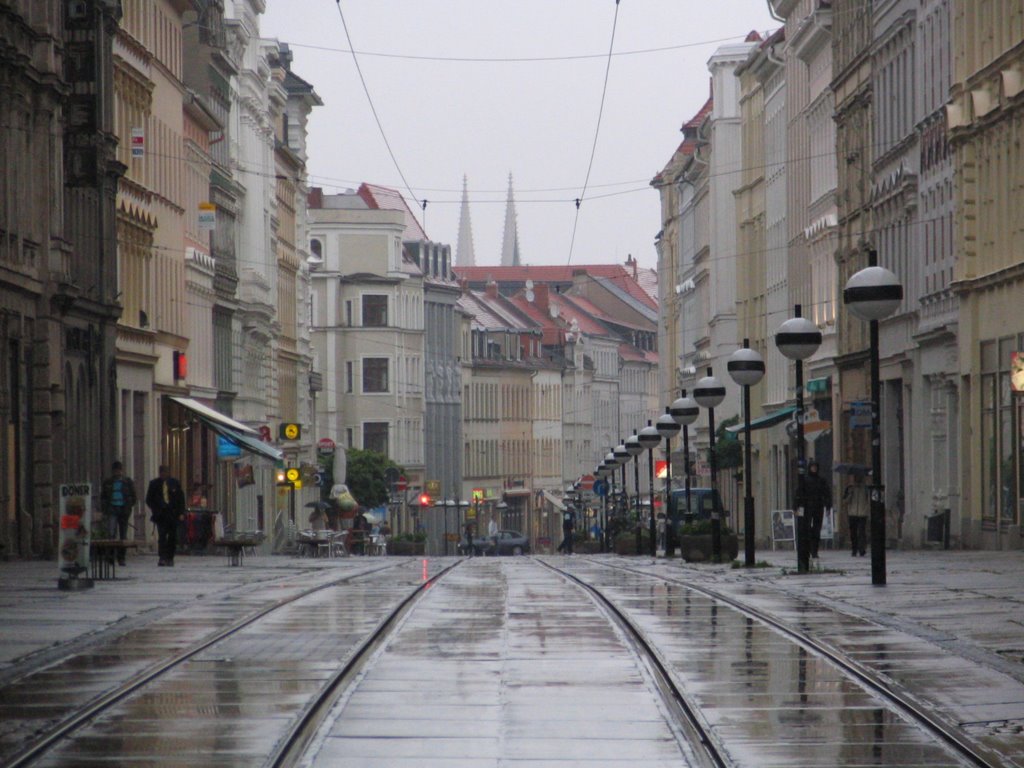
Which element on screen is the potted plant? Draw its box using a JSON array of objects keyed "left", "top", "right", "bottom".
[
  {"left": 389, "top": 531, "right": 426, "bottom": 556},
  {"left": 678, "top": 519, "right": 738, "bottom": 562}
]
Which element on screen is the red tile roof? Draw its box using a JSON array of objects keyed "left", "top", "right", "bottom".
[
  {"left": 682, "top": 94, "right": 713, "bottom": 131},
  {"left": 357, "top": 183, "right": 428, "bottom": 241}
]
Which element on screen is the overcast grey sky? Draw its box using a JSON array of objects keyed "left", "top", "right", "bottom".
[{"left": 261, "top": 1, "right": 777, "bottom": 271}]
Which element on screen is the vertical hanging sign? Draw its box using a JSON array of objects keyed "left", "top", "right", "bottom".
[
  {"left": 198, "top": 202, "right": 216, "bottom": 232},
  {"left": 131, "top": 127, "right": 145, "bottom": 158}
]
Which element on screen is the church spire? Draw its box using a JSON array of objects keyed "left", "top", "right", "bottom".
[
  {"left": 455, "top": 175, "right": 476, "bottom": 267},
  {"left": 500, "top": 172, "right": 522, "bottom": 267}
]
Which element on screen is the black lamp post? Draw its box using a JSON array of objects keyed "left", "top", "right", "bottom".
[
  {"left": 656, "top": 408, "right": 681, "bottom": 556},
  {"left": 638, "top": 420, "right": 661, "bottom": 557},
  {"left": 775, "top": 305, "right": 822, "bottom": 574},
  {"left": 843, "top": 255, "right": 903, "bottom": 586},
  {"left": 613, "top": 440, "right": 630, "bottom": 549},
  {"left": 625, "top": 431, "right": 644, "bottom": 554},
  {"left": 693, "top": 369, "right": 726, "bottom": 561},
  {"left": 669, "top": 390, "right": 699, "bottom": 532},
  {"left": 728, "top": 340, "right": 766, "bottom": 567},
  {"left": 595, "top": 464, "right": 609, "bottom": 550}
]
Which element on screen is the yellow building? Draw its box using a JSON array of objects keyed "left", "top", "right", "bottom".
[{"left": 948, "top": 1, "right": 1024, "bottom": 546}]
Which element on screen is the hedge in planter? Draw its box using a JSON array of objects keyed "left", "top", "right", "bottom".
[
  {"left": 613, "top": 529, "right": 651, "bottom": 556},
  {"left": 388, "top": 533, "right": 426, "bottom": 556},
  {"left": 677, "top": 520, "right": 738, "bottom": 563}
]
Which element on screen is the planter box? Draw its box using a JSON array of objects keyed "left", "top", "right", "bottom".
[
  {"left": 614, "top": 534, "right": 650, "bottom": 556},
  {"left": 679, "top": 533, "right": 738, "bottom": 563},
  {"left": 388, "top": 540, "right": 425, "bottom": 556}
]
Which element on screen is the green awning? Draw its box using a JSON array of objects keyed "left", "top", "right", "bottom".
[{"left": 726, "top": 406, "right": 797, "bottom": 434}]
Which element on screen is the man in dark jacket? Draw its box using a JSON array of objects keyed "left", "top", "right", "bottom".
[
  {"left": 556, "top": 508, "right": 575, "bottom": 554},
  {"left": 100, "top": 461, "right": 137, "bottom": 565},
  {"left": 145, "top": 465, "right": 186, "bottom": 566},
  {"left": 799, "top": 460, "right": 832, "bottom": 560}
]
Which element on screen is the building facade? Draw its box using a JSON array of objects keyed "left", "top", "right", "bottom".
[
  {"left": 1, "top": 0, "right": 123, "bottom": 556},
  {"left": 949, "top": 0, "right": 1024, "bottom": 547}
]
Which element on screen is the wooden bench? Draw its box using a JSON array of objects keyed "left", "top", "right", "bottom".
[{"left": 90, "top": 540, "right": 141, "bottom": 580}]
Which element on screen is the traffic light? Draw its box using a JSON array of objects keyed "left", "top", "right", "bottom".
[
  {"left": 419, "top": 493, "right": 431, "bottom": 507},
  {"left": 279, "top": 422, "right": 302, "bottom": 441}
]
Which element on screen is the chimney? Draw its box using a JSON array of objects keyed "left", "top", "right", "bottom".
[
  {"left": 485, "top": 280, "right": 499, "bottom": 300},
  {"left": 626, "top": 253, "right": 638, "bottom": 279},
  {"left": 307, "top": 187, "right": 323, "bottom": 209},
  {"left": 534, "top": 283, "right": 549, "bottom": 312}
]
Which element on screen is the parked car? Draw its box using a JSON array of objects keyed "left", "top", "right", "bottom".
[
  {"left": 667, "top": 487, "right": 725, "bottom": 525},
  {"left": 461, "top": 529, "right": 530, "bottom": 556}
]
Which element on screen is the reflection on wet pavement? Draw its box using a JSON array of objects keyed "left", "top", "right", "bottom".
[
  {"left": 9, "top": 561, "right": 434, "bottom": 767},
  {"left": 306, "top": 559, "right": 694, "bottom": 767},
  {"left": 559, "top": 560, "right": 978, "bottom": 767}
]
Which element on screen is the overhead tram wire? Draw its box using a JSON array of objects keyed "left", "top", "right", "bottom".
[
  {"left": 285, "top": 33, "right": 757, "bottom": 64},
  {"left": 567, "top": 0, "right": 621, "bottom": 266},
  {"left": 333, "top": 0, "right": 420, "bottom": 222}
]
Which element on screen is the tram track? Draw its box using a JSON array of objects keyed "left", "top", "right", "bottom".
[
  {"left": 266, "top": 560, "right": 455, "bottom": 768},
  {"left": 538, "top": 558, "right": 728, "bottom": 768},
  {"left": 4, "top": 559, "right": 452, "bottom": 768},
  {"left": 577, "top": 557, "right": 1006, "bottom": 768}
]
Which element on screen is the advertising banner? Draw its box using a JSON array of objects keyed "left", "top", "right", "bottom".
[{"left": 58, "top": 483, "right": 93, "bottom": 589}]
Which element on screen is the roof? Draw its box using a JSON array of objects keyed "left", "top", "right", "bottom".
[
  {"left": 593, "top": 276, "right": 659, "bottom": 323},
  {"left": 454, "top": 264, "right": 625, "bottom": 284},
  {"left": 357, "top": 183, "right": 428, "bottom": 241},
  {"left": 454, "top": 264, "right": 657, "bottom": 312},
  {"left": 682, "top": 94, "right": 713, "bottom": 132},
  {"left": 618, "top": 343, "right": 658, "bottom": 365},
  {"left": 457, "top": 290, "right": 539, "bottom": 333}
]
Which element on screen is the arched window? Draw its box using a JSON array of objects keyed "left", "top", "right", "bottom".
[{"left": 309, "top": 238, "right": 323, "bottom": 261}]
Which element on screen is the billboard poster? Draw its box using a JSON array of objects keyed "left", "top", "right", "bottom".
[{"left": 58, "top": 483, "right": 92, "bottom": 587}]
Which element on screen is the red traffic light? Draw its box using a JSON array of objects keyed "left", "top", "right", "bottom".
[{"left": 419, "top": 494, "right": 431, "bottom": 507}]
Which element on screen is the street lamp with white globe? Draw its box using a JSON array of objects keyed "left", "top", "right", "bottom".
[
  {"left": 693, "top": 369, "right": 726, "bottom": 561},
  {"left": 775, "top": 306, "right": 822, "bottom": 574},
  {"left": 625, "top": 431, "right": 644, "bottom": 554},
  {"left": 843, "top": 253, "right": 902, "bottom": 586},
  {"left": 638, "top": 421, "right": 661, "bottom": 556},
  {"left": 669, "top": 390, "right": 699, "bottom": 533},
  {"left": 656, "top": 409, "right": 681, "bottom": 556},
  {"left": 728, "top": 340, "right": 766, "bottom": 567}
]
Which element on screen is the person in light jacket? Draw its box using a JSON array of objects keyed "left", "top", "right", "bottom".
[{"left": 844, "top": 473, "right": 869, "bottom": 557}]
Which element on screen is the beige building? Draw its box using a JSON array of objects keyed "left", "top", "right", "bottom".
[
  {"left": 949, "top": 2, "right": 1024, "bottom": 547},
  {"left": 112, "top": 0, "right": 190, "bottom": 526},
  {"left": 831, "top": 1, "right": 876, "bottom": 510},
  {"left": 308, "top": 188, "right": 427, "bottom": 484}
]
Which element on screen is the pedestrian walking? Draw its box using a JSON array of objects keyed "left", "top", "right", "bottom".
[
  {"left": 145, "top": 465, "right": 186, "bottom": 567},
  {"left": 487, "top": 516, "right": 499, "bottom": 556},
  {"left": 797, "top": 460, "right": 832, "bottom": 563},
  {"left": 556, "top": 507, "right": 575, "bottom": 554},
  {"left": 100, "top": 461, "right": 137, "bottom": 565},
  {"left": 843, "top": 473, "right": 869, "bottom": 557},
  {"left": 463, "top": 520, "right": 476, "bottom": 557}
]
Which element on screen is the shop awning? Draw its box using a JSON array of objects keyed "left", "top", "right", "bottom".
[
  {"left": 218, "top": 428, "right": 283, "bottom": 462},
  {"left": 169, "top": 396, "right": 258, "bottom": 435},
  {"left": 169, "top": 396, "right": 281, "bottom": 462},
  {"left": 542, "top": 490, "right": 565, "bottom": 511},
  {"left": 726, "top": 406, "right": 797, "bottom": 434}
]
